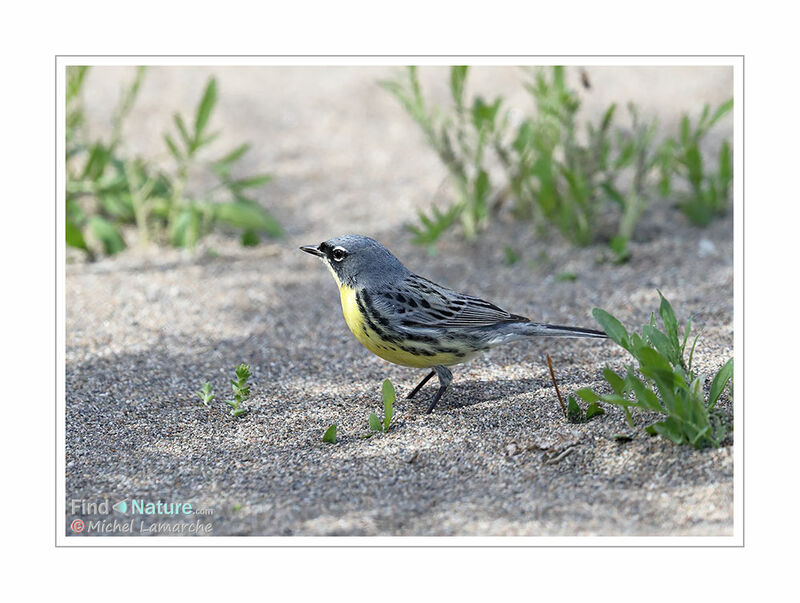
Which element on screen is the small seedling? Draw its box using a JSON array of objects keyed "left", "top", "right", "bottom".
[
  {"left": 555, "top": 272, "right": 577, "bottom": 282},
  {"left": 365, "top": 379, "right": 396, "bottom": 437},
  {"left": 566, "top": 395, "right": 605, "bottom": 423},
  {"left": 566, "top": 395, "right": 583, "bottom": 423},
  {"left": 197, "top": 382, "right": 214, "bottom": 407},
  {"left": 322, "top": 424, "right": 337, "bottom": 443},
  {"left": 226, "top": 363, "right": 252, "bottom": 417},
  {"left": 547, "top": 355, "right": 604, "bottom": 424},
  {"left": 576, "top": 291, "right": 733, "bottom": 448}
]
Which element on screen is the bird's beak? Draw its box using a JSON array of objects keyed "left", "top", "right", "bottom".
[{"left": 300, "top": 244, "right": 324, "bottom": 258}]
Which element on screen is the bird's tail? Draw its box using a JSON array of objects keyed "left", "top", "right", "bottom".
[{"left": 521, "top": 322, "right": 607, "bottom": 339}]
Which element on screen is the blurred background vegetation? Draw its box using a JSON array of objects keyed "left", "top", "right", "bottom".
[
  {"left": 382, "top": 66, "right": 732, "bottom": 262},
  {"left": 66, "top": 66, "right": 281, "bottom": 259},
  {"left": 65, "top": 65, "right": 731, "bottom": 262}
]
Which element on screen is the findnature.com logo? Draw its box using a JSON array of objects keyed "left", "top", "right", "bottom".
[{"left": 68, "top": 498, "right": 214, "bottom": 535}]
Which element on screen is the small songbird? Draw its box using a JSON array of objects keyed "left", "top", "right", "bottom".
[{"left": 301, "top": 235, "right": 606, "bottom": 413}]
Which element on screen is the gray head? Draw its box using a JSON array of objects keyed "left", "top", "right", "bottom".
[{"left": 300, "top": 235, "right": 408, "bottom": 288}]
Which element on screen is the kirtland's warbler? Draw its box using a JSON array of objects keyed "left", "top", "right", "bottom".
[{"left": 301, "top": 235, "right": 606, "bottom": 413}]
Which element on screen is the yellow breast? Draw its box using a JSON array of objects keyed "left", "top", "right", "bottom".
[{"left": 338, "top": 284, "right": 475, "bottom": 368}]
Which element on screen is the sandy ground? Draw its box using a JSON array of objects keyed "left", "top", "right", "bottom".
[{"left": 65, "top": 65, "right": 733, "bottom": 536}]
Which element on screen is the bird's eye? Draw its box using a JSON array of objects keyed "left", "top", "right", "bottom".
[{"left": 331, "top": 246, "right": 347, "bottom": 262}]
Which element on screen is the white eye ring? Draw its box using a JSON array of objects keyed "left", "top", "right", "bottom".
[{"left": 332, "top": 246, "right": 347, "bottom": 262}]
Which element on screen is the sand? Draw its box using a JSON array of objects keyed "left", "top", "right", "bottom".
[{"left": 65, "top": 65, "right": 733, "bottom": 536}]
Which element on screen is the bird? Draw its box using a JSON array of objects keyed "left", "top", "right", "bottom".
[{"left": 300, "top": 235, "right": 606, "bottom": 413}]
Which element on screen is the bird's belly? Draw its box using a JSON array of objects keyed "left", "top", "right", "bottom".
[{"left": 339, "top": 285, "right": 475, "bottom": 368}]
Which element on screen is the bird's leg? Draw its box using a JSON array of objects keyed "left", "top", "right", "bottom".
[
  {"left": 425, "top": 366, "right": 453, "bottom": 414},
  {"left": 406, "top": 370, "right": 436, "bottom": 399}
]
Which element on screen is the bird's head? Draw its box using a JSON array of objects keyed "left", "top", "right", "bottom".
[{"left": 300, "top": 234, "right": 407, "bottom": 288}]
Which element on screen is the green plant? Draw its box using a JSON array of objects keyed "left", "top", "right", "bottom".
[
  {"left": 661, "top": 99, "right": 733, "bottom": 226},
  {"left": 366, "top": 379, "right": 396, "bottom": 436},
  {"left": 197, "top": 382, "right": 214, "bottom": 407},
  {"left": 546, "top": 354, "right": 604, "bottom": 423},
  {"left": 511, "top": 66, "right": 609, "bottom": 246},
  {"left": 576, "top": 292, "right": 733, "bottom": 449},
  {"left": 566, "top": 394, "right": 605, "bottom": 423},
  {"left": 226, "top": 364, "right": 252, "bottom": 417},
  {"left": 382, "top": 66, "right": 700, "bottom": 259},
  {"left": 322, "top": 424, "right": 337, "bottom": 443},
  {"left": 65, "top": 66, "right": 281, "bottom": 258},
  {"left": 604, "top": 104, "right": 669, "bottom": 262},
  {"left": 380, "top": 66, "right": 503, "bottom": 247}
]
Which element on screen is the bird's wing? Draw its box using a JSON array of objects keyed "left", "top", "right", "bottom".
[{"left": 371, "top": 273, "right": 529, "bottom": 330}]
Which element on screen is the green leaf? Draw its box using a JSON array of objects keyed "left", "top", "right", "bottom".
[
  {"left": 709, "top": 99, "right": 733, "bottom": 128},
  {"left": 567, "top": 395, "right": 583, "bottom": 423},
  {"left": 471, "top": 97, "right": 501, "bottom": 131},
  {"left": 708, "top": 358, "right": 733, "bottom": 409},
  {"left": 614, "top": 140, "right": 635, "bottom": 169},
  {"left": 234, "top": 364, "right": 252, "bottom": 381},
  {"left": 609, "top": 236, "right": 631, "bottom": 263},
  {"left": 88, "top": 216, "right": 125, "bottom": 255},
  {"left": 626, "top": 373, "right": 663, "bottom": 413},
  {"left": 241, "top": 230, "right": 259, "bottom": 247},
  {"left": 368, "top": 412, "right": 383, "bottom": 433},
  {"left": 214, "top": 143, "right": 251, "bottom": 175},
  {"left": 65, "top": 219, "right": 89, "bottom": 251},
  {"left": 585, "top": 402, "right": 605, "bottom": 420},
  {"left": 229, "top": 174, "right": 273, "bottom": 190},
  {"left": 648, "top": 418, "right": 685, "bottom": 445},
  {"left": 718, "top": 140, "right": 732, "bottom": 194},
  {"left": 680, "top": 115, "right": 690, "bottom": 146},
  {"left": 684, "top": 144, "right": 704, "bottom": 190},
  {"left": 601, "top": 103, "right": 616, "bottom": 132},
  {"left": 657, "top": 291, "right": 679, "bottom": 346},
  {"left": 575, "top": 388, "right": 600, "bottom": 403},
  {"left": 555, "top": 272, "right": 577, "bottom": 282},
  {"left": 638, "top": 346, "right": 672, "bottom": 374},
  {"left": 173, "top": 113, "right": 192, "bottom": 149},
  {"left": 66, "top": 66, "right": 90, "bottom": 104},
  {"left": 449, "top": 66, "right": 468, "bottom": 110},
  {"left": 164, "top": 134, "right": 182, "bottom": 160},
  {"left": 591, "top": 308, "right": 629, "bottom": 349},
  {"left": 644, "top": 321, "right": 676, "bottom": 366},
  {"left": 194, "top": 77, "right": 218, "bottom": 141},
  {"left": 601, "top": 182, "right": 625, "bottom": 206},
  {"left": 382, "top": 379, "right": 395, "bottom": 431},
  {"left": 474, "top": 169, "right": 490, "bottom": 205},
  {"left": 82, "top": 142, "right": 111, "bottom": 180},
  {"left": 230, "top": 408, "right": 248, "bottom": 417},
  {"left": 170, "top": 207, "right": 201, "bottom": 248},
  {"left": 602, "top": 368, "right": 626, "bottom": 395},
  {"left": 214, "top": 201, "right": 282, "bottom": 237},
  {"left": 322, "top": 424, "right": 337, "bottom": 443}
]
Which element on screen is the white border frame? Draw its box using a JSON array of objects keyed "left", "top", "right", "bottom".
[{"left": 56, "top": 55, "right": 743, "bottom": 547}]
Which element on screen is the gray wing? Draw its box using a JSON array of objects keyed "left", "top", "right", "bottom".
[{"left": 370, "top": 273, "right": 529, "bottom": 330}]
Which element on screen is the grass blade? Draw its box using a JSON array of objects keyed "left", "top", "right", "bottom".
[
  {"left": 708, "top": 358, "right": 733, "bottom": 409},
  {"left": 194, "top": 77, "right": 218, "bottom": 142},
  {"left": 382, "top": 379, "right": 395, "bottom": 431}
]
